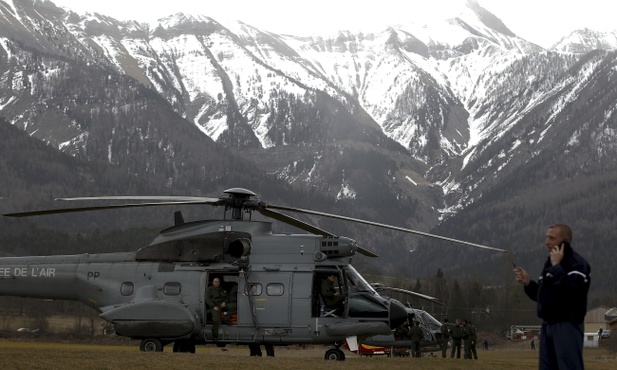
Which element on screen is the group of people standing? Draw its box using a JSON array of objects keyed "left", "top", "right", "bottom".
[
  {"left": 440, "top": 318, "right": 478, "bottom": 359},
  {"left": 393, "top": 319, "right": 425, "bottom": 357}
]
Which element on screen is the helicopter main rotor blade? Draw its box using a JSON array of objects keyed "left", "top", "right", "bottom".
[
  {"left": 262, "top": 204, "right": 506, "bottom": 253},
  {"left": 56, "top": 196, "right": 220, "bottom": 202},
  {"left": 380, "top": 286, "right": 445, "bottom": 306},
  {"left": 354, "top": 244, "right": 379, "bottom": 258},
  {"left": 3, "top": 197, "right": 219, "bottom": 218},
  {"left": 258, "top": 208, "right": 336, "bottom": 237},
  {"left": 258, "top": 208, "right": 379, "bottom": 257}
]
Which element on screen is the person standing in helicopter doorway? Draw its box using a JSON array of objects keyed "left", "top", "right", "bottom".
[
  {"left": 206, "top": 277, "right": 228, "bottom": 341},
  {"left": 514, "top": 224, "right": 590, "bottom": 370}
]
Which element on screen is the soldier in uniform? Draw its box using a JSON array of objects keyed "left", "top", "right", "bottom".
[
  {"left": 450, "top": 319, "right": 463, "bottom": 358},
  {"left": 321, "top": 274, "right": 344, "bottom": 309},
  {"left": 467, "top": 320, "right": 478, "bottom": 359},
  {"left": 205, "top": 277, "right": 228, "bottom": 341},
  {"left": 409, "top": 320, "right": 424, "bottom": 358},
  {"left": 462, "top": 319, "right": 471, "bottom": 359},
  {"left": 440, "top": 318, "right": 451, "bottom": 358}
]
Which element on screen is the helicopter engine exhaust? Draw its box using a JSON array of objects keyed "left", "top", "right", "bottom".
[{"left": 227, "top": 238, "right": 252, "bottom": 258}]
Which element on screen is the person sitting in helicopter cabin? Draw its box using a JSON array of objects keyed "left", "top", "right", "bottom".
[
  {"left": 394, "top": 319, "right": 411, "bottom": 340},
  {"left": 206, "top": 278, "right": 229, "bottom": 341},
  {"left": 321, "top": 274, "right": 345, "bottom": 310}
]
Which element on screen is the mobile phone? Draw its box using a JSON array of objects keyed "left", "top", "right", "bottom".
[
  {"left": 512, "top": 261, "right": 517, "bottom": 268},
  {"left": 561, "top": 241, "right": 570, "bottom": 249}
]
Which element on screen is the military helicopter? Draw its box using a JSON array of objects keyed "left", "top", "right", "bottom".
[{"left": 1, "top": 188, "right": 505, "bottom": 360}]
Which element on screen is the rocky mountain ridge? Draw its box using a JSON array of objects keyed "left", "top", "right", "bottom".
[{"left": 1, "top": 0, "right": 616, "bottom": 281}]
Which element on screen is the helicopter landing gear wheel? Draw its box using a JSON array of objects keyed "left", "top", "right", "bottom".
[
  {"left": 173, "top": 339, "right": 196, "bottom": 353},
  {"left": 324, "top": 348, "right": 346, "bottom": 361},
  {"left": 140, "top": 338, "right": 163, "bottom": 352}
]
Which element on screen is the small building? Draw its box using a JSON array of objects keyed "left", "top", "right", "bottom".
[
  {"left": 585, "top": 305, "right": 610, "bottom": 333},
  {"left": 605, "top": 307, "right": 617, "bottom": 322},
  {"left": 583, "top": 333, "right": 599, "bottom": 348},
  {"left": 607, "top": 314, "right": 617, "bottom": 334}
]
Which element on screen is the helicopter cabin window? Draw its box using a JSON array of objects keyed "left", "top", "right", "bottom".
[
  {"left": 163, "top": 282, "right": 182, "bottom": 296},
  {"left": 248, "top": 283, "right": 262, "bottom": 296},
  {"left": 266, "top": 283, "right": 284, "bottom": 296},
  {"left": 120, "top": 282, "right": 134, "bottom": 296}
]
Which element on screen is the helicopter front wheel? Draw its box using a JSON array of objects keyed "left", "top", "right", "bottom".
[
  {"left": 140, "top": 338, "right": 164, "bottom": 352},
  {"left": 324, "top": 348, "right": 345, "bottom": 361}
]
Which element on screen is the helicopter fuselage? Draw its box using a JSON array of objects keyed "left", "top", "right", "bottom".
[{"left": 0, "top": 219, "right": 407, "bottom": 351}]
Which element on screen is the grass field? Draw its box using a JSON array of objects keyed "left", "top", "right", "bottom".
[{"left": 0, "top": 340, "right": 616, "bottom": 370}]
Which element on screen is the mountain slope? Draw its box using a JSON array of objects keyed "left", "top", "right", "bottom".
[{"left": 1, "top": 0, "right": 617, "bottom": 282}]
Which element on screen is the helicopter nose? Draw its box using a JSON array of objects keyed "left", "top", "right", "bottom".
[{"left": 389, "top": 299, "right": 408, "bottom": 329}]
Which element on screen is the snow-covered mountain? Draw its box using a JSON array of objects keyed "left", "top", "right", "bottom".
[
  {"left": 1, "top": 0, "right": 617, "bottom": 277},
  {"left": 552, "top": 28, "right": 617, "bottom": 53}
]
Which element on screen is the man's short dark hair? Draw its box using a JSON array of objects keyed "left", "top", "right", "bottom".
[{"left": 549, "top": 223, "right": 573, "bottom": 242}]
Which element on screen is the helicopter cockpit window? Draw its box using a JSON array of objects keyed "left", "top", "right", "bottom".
[
  {"left": 163, "top": 282, "right": 182, "bottom": 296},
  {"left": 417, "top": 310, "right": 442, "bottom": 332},
  {"left": 344, "top": 266, "right": 377, "bottom": 294},
  {"left": 120, "top": 282, "right": 134, "bottom": 296},
  {"left": 266, "top": 283, "right": 284, "bottom": 296}
]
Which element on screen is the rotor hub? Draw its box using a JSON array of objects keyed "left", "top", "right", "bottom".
[{"left": 221, "top": 188, "right": 259, "bottom": 219}]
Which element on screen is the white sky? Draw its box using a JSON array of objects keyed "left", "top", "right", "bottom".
[{"left": 47, "top": 0, "right": 616, "bottom": 48}]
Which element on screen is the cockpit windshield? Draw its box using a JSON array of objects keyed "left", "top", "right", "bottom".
[
  {"left": 343, "top": 266, "right": 377, "bottom": 294},
  {"left": 416, "top": 310, "right": 442, "bottom": 331}
]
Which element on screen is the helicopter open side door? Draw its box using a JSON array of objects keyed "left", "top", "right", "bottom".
[{"left": 238, "top": 272, "right": 292, "bottom": 327}]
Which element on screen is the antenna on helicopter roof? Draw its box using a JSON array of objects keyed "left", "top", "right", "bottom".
[{"left": 174, "top": 211, "right": 185, "bottom": 226}]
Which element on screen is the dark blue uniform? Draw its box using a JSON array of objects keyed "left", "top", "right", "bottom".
[{"left": 524, "top": 243, "right": 590, "bottom": 370}]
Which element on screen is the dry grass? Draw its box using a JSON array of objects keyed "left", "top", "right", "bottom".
[{"left": 0, "top": 341, "right": 616, "bottom": 370}]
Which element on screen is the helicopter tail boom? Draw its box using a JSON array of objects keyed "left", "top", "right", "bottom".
[{"left": 0, "top": 256, "right": 79, "bottom": 300}]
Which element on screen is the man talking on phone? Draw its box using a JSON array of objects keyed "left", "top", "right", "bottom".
[{"left": 514, "top": 224, "right": 591, "bottom": 370}]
